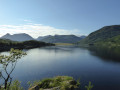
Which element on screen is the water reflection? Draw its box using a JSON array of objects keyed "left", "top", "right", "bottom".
[
  {"left": 0, "top": 46, "right": 120, "bottom": 90},
  {"left": 89, "top": 46, "right": 120, "bottom": 62}
]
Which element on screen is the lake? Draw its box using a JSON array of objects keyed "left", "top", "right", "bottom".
[{"left": 1, "top": 46, "right": 120, "bottom": 90}]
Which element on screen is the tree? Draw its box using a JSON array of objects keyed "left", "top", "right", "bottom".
[{"left": 0, "top": 48, "right": 26, "bottom": 89}]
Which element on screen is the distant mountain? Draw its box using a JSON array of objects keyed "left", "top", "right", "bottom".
[
  {"left": 37, "top": 35, "right": 52, "bottom": 41},
  {"left": 77, "top": 25, "right": 120, "bottom": 45},
  {"left": 37, "top": 35, "right": 85, "bottom": 43},
  {"left": 1, "top": 33, "right": 34, "bottom": 41},
  {"left": 79, "top": 35, "right": 86, "bottom": 39}
]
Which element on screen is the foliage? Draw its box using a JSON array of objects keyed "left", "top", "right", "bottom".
[
  {"left": 85, "top": 81, "right": 93, "bottom": 90},
  {"left": 0, "top": 80, "right": 24, "bottom": 90},
  {"left": 0, "top": 48, "right": 26, "bottom": 65},
  {"left": 28, "top": 76, "right": 80, "bottom": 90},
  {"left": 95, "top": 35, "right": 120, "bottom": 48},
  {"left": 0, "top": 48, "right": 26, "bottom": 89},
  {"left": 0, "top": 39, "right": 55, "bottom": 51},
  {"left": 1, "top": 75, "right": 93, "bottom": 90}
]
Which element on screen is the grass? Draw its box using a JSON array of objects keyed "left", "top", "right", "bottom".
[
  {"left": 28, "top": 76, "right": 80, "bottom": 90},
  {"left": 0, "top": 76, "right": 93, "bottom": 90},
  {"left": 0, "top": 80, "right": 24, "bottom": 90}
]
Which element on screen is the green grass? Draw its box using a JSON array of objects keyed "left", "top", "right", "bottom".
[
  {"left": 28, "top": 76, "right": 80, "bottom": 90},
  {"left": 0, "top": 76, "right": 93, "bottom": 90},
  {"left": 0, "top": 80, "right": 24, "bottom": 90}
]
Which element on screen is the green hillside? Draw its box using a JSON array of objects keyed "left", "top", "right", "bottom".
[
  {"left": 95, "top": 35, "right": 120, "bottom": 47},
  {"left": 77, "top": 25, "right": 120, "bottom": 46}
]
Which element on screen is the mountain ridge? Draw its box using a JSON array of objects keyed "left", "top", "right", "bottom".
[
  {"left": 37, "top": 35, "right": 86, "bottom": 43},
  {"left": 77, "top": 25, "right": 120, "bottom": 46},
  {"left": 1, "top": 33, "right": 86, "bottom": 43},
  {"left": 1, "top": 33, "right": 34, "bottom": 41}
]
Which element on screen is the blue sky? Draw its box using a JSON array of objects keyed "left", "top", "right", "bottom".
[{"left": 0, "top": 0, "right": 120, "bottom": 38}]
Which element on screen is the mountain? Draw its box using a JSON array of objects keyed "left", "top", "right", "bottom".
[
  {"left": 79, "top": 35, "right": 86, "bottom": 39},
  {"left": 37, "top": 35, "right": 52, "bottom": 41},
  {"left": 37, "top": 35, "right": 85, "bottom": 43},
  {"left": 78, "top": 25, "right": 120, "bottom": 45},
  {"left": 1, "top": 33, "right": 34, "bottom": 41}
]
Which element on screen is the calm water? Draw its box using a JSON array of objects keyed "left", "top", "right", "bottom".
[{"left": 1, "top": 46, "right": 120, "bottom": 90}]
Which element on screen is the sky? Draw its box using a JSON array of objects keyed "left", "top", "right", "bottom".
[{"left": 0, "top": 0, "right": 120, "bottom": 38}]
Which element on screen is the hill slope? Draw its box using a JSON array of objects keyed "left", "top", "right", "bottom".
[
  {"left": 1, "top": 33, "right": 34, "bottom": 41},
  {"left": 78, "top": 25, "right": 120, "bottom": 45},
  {"left": 38, "top": 35, "right": 85, "bottom": 43}
]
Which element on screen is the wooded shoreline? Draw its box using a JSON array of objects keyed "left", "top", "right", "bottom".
[{"left": 0, "top": 39, "right": 55, "bottom": 52}]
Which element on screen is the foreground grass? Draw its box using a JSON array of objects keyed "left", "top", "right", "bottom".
[
  {"left": 28, "top": 76, "right": 80, "bottom": 90},
  {"left": 0, "top": 80, "right": 24, "bottom": 90},
  {"left": 0, "top": 76, "right": 93, "bottom": 90}
]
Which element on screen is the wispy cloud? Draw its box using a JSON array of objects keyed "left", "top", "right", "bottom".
[{"left": 0, "top": 24, "right": 82, "bottom": 38}]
